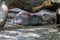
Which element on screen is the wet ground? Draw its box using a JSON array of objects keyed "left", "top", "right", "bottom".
[{"left": 0, "top": 24, "right": 59, "bottom": 40}]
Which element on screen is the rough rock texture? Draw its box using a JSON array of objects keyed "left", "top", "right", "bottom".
[
  {"left": 51, "top": 0, "right": 60, "bottom": 4},
  {"left": 0, "top": 2, "right": 8, "bottom": 28},
  {"left": 51, "top": 0, "right": 60, "bottom": 11},
  {"left": 2, "top": 0, "right": 52, "bottom": 12},
  {"left": 0, "top": 25, "right": 59, "bottom": 40}
]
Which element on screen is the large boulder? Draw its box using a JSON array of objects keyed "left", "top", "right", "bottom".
[
  {"left": 2, "top": 0, "right": 52, "bottom": 12},
  {"left": 50, "top": 0, "right": 60, "bottom": 11},
  {"left": 0, "top": 2, "right": 8, "bottom": 28}
]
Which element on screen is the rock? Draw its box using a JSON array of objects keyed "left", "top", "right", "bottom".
[
  {"left": 0, "top": 2, "right": 8, "bottom": 28},
  {"left": 8, "top": 8, "right": 24, "bottom": 13},
  {"left": 11, "top": 11, "right": 43, "bottom": 26},
  {"left": 2, "top": 0, "right": 52, "bottom": 12},
  {"left": 51, "top": 0, "right": 60, "bottom": 11},
  {"left": 51, "top": 0, "right": 60, "bottom": 4}
]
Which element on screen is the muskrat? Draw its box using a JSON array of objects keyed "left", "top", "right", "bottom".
[{"left": 12, "top": 11, "right": 43, "bottom": 26}]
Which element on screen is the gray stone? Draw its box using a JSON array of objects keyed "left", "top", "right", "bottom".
[
  {"left": 0, "top": 2, "right": 8, "bottom": 28},
  {"left": 2, "top": 0, "right": 52, "bottom": 12}
]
